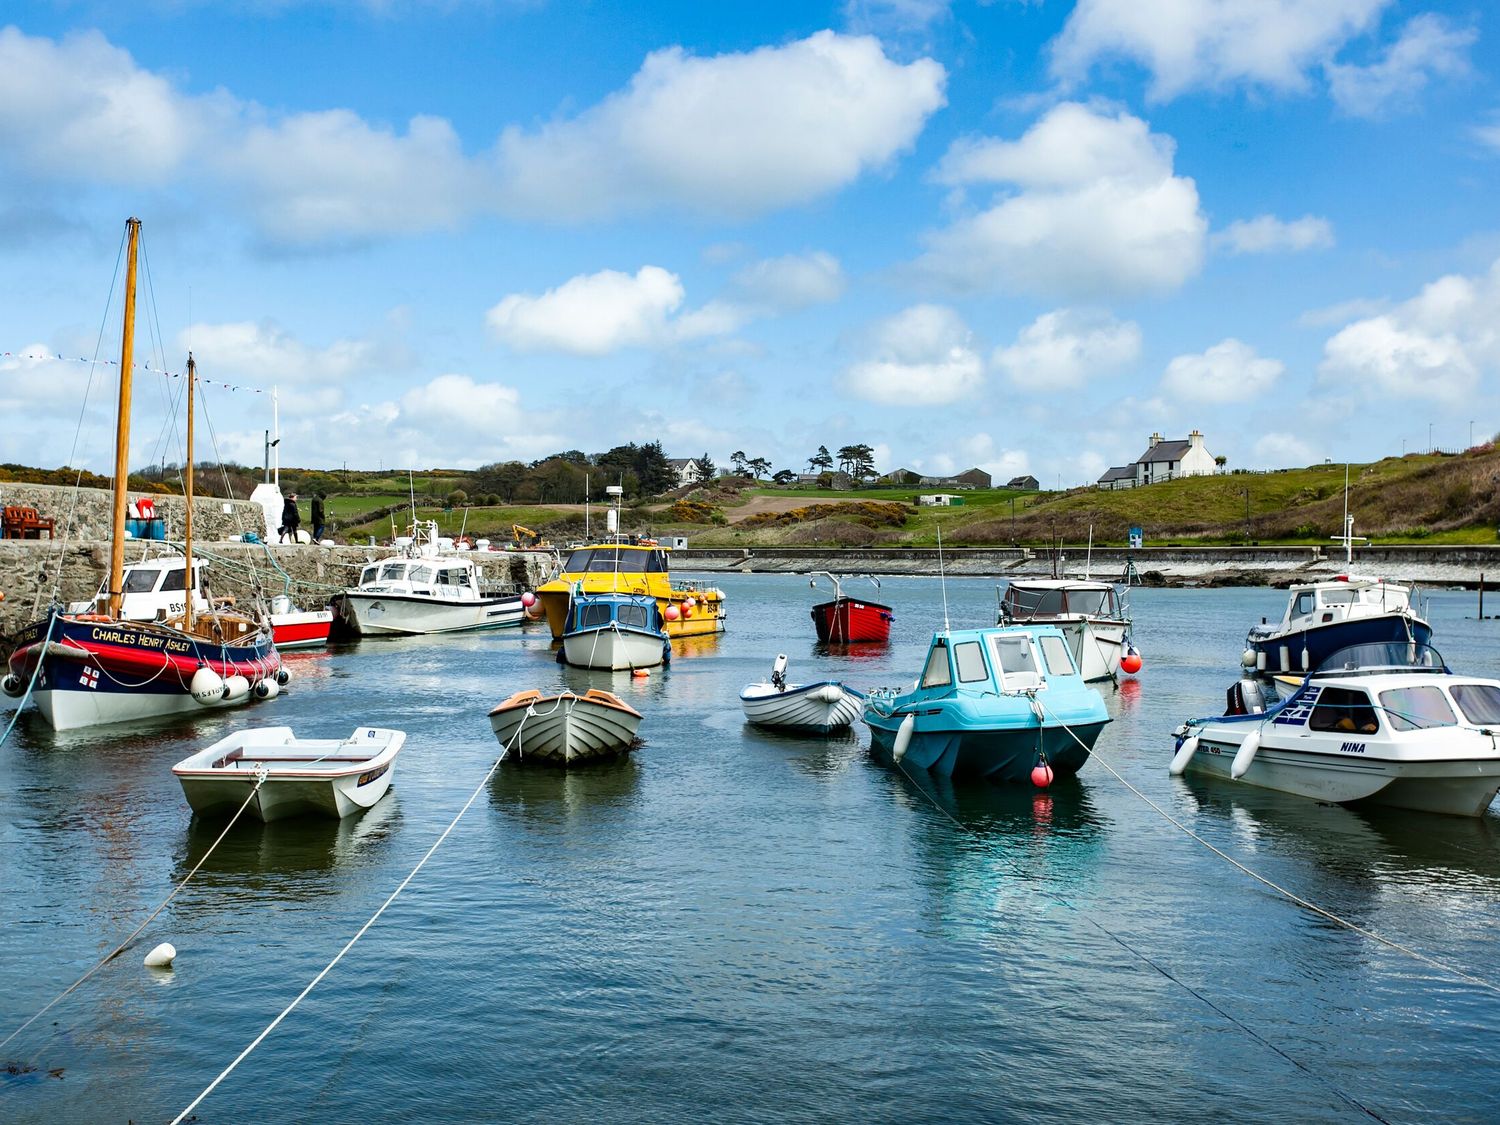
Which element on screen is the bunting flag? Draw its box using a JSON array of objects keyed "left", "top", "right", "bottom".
[{"left": 0, "top": 350, "right": 266, "bottom": 394}]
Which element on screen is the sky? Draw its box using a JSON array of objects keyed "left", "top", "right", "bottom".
[{"left": 1, "top": 0, "right": 1498, "bottom": 489}]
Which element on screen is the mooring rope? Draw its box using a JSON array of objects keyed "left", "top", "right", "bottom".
[
  {"left": 0, "top": 769, "right": 268, "bottom": 1056},
  {"left": 170, "top": 713, "right": 538, "bottom": 1123},
  {"left": 1033, "top": 694, "right": 1500, "bottom": 996},
  {"left": 889, "top": 751, "right": 1392, "bottom": 1124}
]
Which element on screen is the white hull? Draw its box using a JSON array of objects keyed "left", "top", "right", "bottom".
[
  {"left": 341, "top": 592, "right": 523, "bottom": 636},
  {"left": 489, "top": 692, "right": 642, "bottom": 764},
  {"left": 561, "top": 627, "right": 667, "bottom": 670},
  {"left": 740, "top": 681, "right": 863, "bottom": 732},
  {"left": 173, "top": 726, "right": 404, "bottom": 822},
  {"left": 32, "top": 683, "right": 251, "bottom": 732},
  {"left": 1184, "top": 725, "right": 1500, "bottom": 817},
  {"left": 1061, "top": 620, "right": 1128, "bottom": 682}
]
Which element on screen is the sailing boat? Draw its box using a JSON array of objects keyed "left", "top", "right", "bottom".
[{"left": 2, "top": 218, "right": 284, "bottom": 731}]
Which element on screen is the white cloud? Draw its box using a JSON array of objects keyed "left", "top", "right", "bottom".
[
  {"left": 0, "top": 28, "right": 945, "bottom": 246},
  {"left": 1049, "top": 0, "right": 1386, "bottom": 102},
  {"left": 1215, "top": 214, "right": 1334, "bottom": 255},
  {"left": 843, "top": 0, "right": 952, "bottom": 34},
  {"left": 1160, "top": 338, "right": 1285, "bottom": 402},
  {"left": 486, "top": 266, "right": 688, "bottom": 355},
  {"left": 842, "top": 304, "right": 984, "bottom": 405},
  {"left": 1326, "top": 14, "right": 1474, "bottom": 118},
  {"left": 730, "top": 251, "right": 846, "bottom": 310},
  {"left": 492, "top": 31, "right": 946, "bottom": 221},
  {"left": 1253, "top": 432, "right": 1318, "bottom": 468},
  {"left": 918, "top": 103, "right": 1206, "bottom": 298},
  {"left": 992, "top": 307, "right": 1141, "bottom": 391},
  {"left": 178, "top": 321, "right": 383, "bottom": 385},
  {"left": 1317, "top": 262, "right": 1500, "bottom": 402},
  {"left": 399, "top": 374, "right": 524, "bottom": 435},
  {"left": 1473, "top": 114, "right": 1500, "bottom": 154}
]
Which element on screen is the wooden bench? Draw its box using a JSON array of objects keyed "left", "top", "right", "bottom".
[{"left": 2, "top": 506, "right": 55, "bottom": 539}]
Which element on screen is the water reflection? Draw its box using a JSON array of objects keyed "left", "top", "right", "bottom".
[
  {"left": 489, "top": 755, "right": 642, "bottom": 829},
  {"left": 740, "top": 722, "right": 862, "bottom": 777},
  {"left": 174, "top": 793, "right": 402, "bottom": 892}
]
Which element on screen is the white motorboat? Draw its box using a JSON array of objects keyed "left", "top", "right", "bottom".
[
  {"left": 488, "top": 689, "right": 642, "bottom": 764},
  {"left": 739, "top": 654, "right": 863, "bottom": 733},
  {"left": 1245, "top": 575, "right": 1430, "bottom": 675},
  {"left": 997, "top": 579, "right": 1135, "bottom": 682},
  {"left": 1170, "top": 642, "right": 1500, "bottom": 817},
  {"left": 172, "top": 726, "right": 405, "bottom": 821},
  {"left": 333, "top": 520, "right": 525, "bottom": 636},
  {"left": 561, "top": 592, "right": 671, "bottom": 670}
]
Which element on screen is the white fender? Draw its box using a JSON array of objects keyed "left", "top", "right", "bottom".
[
  {"left": 222, "top": 674, "right": 251, "bottom": 702},
  {"left": 252, "top": 678, "right": 280, "bottom": 700},
  {"left": 1231, "top": 727, "right": 1262, "bottom": 779},
  {"left": 190, "top": 666, "right": 225, "bottom": 705},
  {"left": 814, "top": 684, "right": 843, "bottom": 704},
  {"left": 143, "top": 942, "right": 176, "bottom": 969},
  {"left": 892, "top": 713, "right": 916, "bottom": 763},
  {"left": 1168, "top": 735, "right": 1200, "bottom": 776}
]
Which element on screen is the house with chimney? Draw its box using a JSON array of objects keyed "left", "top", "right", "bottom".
[{"left": 1096, "top": 430, "right": 1218, "bottom": 490}]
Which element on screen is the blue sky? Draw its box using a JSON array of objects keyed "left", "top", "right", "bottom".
[{"left": 1, "top": 0, "right": 1497, "bottom": 487}]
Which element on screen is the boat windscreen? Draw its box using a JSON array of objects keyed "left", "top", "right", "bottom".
[
  {"left": 1004, "top": 587, "right": 1065, "bottom": 618},
  {"left": 920, "top": 643, "right": 952, "bottom": 688},
  {"left": 123, "top": 569, "right": 160, "bottom": 594},
  {"left": 1038, "top": 634, "right": 1076, "bottom": 676},
  {"left": 953, "top": 641, "right": 988, "bottom": 683},
  {"left": 1451, "top": 684, "right": 1500, "bottom": 725},
  {"left": 1379, "top": 686, "right": 1457, "bottom": 731},
  {"left": 1065, "top": 588, "right": 1113, "bottom": 616},
  {"left": 1314, "top": 642, "right": 1446, "bottom": 676},
  {"left": 618, "top": 604, "right": 650, "bottom": 630}
]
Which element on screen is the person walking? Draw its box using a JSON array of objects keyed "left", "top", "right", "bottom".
[
  {"left": 280, "top": 493, "right": 301, "bottom": 544},
  {"left": 311, "top": 493, "right": 327, "bottom": 542}
]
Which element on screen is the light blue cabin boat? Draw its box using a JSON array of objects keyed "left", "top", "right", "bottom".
[
  {"left": 863, "top": 624, "right": 1111, "bottom": 783},
  {"left": 561, "top": 591, "right": 672, "bottom": 670}
]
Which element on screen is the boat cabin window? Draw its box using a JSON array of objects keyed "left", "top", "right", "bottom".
[
  {"left": 1308, "top": 687, "right": 1379, "bottom": 733},
  {"left": 990, "top": 634, "right": 1041, "bottom": 690},
  {"left": 123, "top": 569, "right": 160, "bottom": 594},
  {"left": 409, "top": 565, "right": 434, "bottom": 584},
  {"left": 578, "top": 601, "right": 613, "bottom": 629},
  {"left": 1320, "top": 589, "right": 1357, "bottom": 606},
  {"left": 1293, "top": 592, "right": 1315, "bottom": 616},
  {"left": 1006, "top": 588, "right": 1065, "bottom": 617},
  {"left": 953, "top": 641, "right": 989, "bottom": 684},
  {"left": 1038, "top": 635, "right": 1076, "bottom": 677},
  {"left": 1066, "top": 588, "right": 1113, "bottom": 617},
  {"left": 436, "top": 567, "right": 470, "bottom": 587},
  {"left": 1378, "top": 686, "right": 1456, "bottom": 732},
  {"left": 920, "top": 643, "right": 952, "bottom": 688},
  {"left": 361, "top": 565, "right": 379, "bottom": 585},
  {"left": 379, "top": 562, "right": 407, "bottom": 582},
  {"left": 1451, "top": 684, "right": 1500, "bottom": 725},
  {"left": 618, "top": 604, "right": 650, "bottom": 630},
  {"left": 160, "top": 566, "right": 196, "bottom": 593}
]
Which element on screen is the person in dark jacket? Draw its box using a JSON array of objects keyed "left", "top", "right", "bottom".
[
  {"left": 280, "top": 493, "right": 301, "bottom": 543},
  {"left": 311, "top": 493, "right": 326, "bottom": 542}
]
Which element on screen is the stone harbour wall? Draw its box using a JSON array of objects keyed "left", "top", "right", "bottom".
[
  {"left": 0, "top": 539, "right": 558, "bottom": 638},
  {"left": 0, "top": 481, "right": 262, "bottom": 543}
]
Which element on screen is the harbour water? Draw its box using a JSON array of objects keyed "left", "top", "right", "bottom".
[{"left": 4, "top": 576, "right": 1500, "bottom": 1122}]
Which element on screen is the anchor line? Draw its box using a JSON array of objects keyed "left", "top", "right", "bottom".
[
  {"left": 0, "top": 769, "right": 269, "bottom": 1056},
  {"left": 888, "top": 752, "right": 1391, "bottom": 1125},
  {"left": 170, "top": 711, "right": 537, "bottom": 1124},
  {"left": 1033, "top": 695, "right": 1500, "bottom": 997}
]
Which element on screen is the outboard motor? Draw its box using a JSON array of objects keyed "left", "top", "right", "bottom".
[
  {"left": 770, "top": 653, "right": 788, "bottom": 692},
  {"left": 1225, "top": 677, "right": 1267, "bottom": 716}
]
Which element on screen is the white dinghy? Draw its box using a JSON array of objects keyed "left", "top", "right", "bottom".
[
  {"left": 739, "top": 654, "right": 864, "bottom": 734},
  {"left": 488, "top": 689, "right": 643, "bottom": 765},
  {"left": 173, "top": 726, "right": 405, "bottom": 821}
]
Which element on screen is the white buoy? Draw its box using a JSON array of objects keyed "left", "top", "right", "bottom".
[
  {"left": 252, "top": 678, "right": 280, "bottom": 700},
  {"left": 190, "top": 666, "right": 225, "bottom": 705},
  {"left": 144, "top": 942, "right": 176, "bottom": 969},
  {"left": 222, "top": 674, "right": 251, "bottom": 702},
  {"left": 1300, "top": 646, "right": 1309, "bottom": 672},
  {"left": 1168, "top": 734, "right": 1200, "bottom": 776},
  {"left": 275, "top": 667, "right": 292, "bottom": 686},
  {"left": 1231, "top": 727, "right": 1263, "bottom": 779},
  {"left": 1240, "top": 650, "right": 1257, "bottom": 670},
  {"left": 892, "top": 713, "right": 916, "bottom": 763}
]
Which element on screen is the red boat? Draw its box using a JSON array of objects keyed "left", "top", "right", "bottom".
[
  {"left": 269, "top": 596, "right": 334, "bottom": 650},
  {"left": 809, "top": 574, "right": 893, "bottom": 643}
]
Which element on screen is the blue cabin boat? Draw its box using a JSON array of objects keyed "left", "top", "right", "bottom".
[
  {"left": 862, "top": 625, "right": 1110, "bottom": 783},
  {"left": 561, "top": 592, "right": 672, "bottom": 670}
]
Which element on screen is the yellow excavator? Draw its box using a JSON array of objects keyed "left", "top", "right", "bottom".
[{"left": 513, "top": 524, "right": 549, "bottom": 548}]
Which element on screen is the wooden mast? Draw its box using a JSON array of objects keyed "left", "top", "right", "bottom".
[
  {"left": 184, "top": 353, "right": 196, "bottom": 633},
  {"left": 107, "top": 218, "right": 141, "bottom": 620}
]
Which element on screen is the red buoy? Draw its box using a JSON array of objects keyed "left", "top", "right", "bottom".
[
  {"left": 1030, "top": 761, "right": 1054, "bottom": 788},
  {"left": 664, "top": 604, "right": 681, "bottom": 621},
  {"left": 1120, "top": 649, "right": 1143, "bottom": 675}
]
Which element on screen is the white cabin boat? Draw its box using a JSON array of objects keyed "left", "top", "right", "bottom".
[
  {"left": 1245, "top": 575, "right": 1431, "bottom": 675},
  {"left": 488, "top": 689, "right": 642, "bottom": 764},
  {"left": 739, "top": 655, "right": 863, "bottom": 733},
  {"left": 334, "top": 521, "right": 525, "bottom": 636},
  {"left": 173, "top": 726, "right": 405, "bottom": 821},
  {"left": 1170, "top": 642, "right": 1500, "bottom": 817},
  {"left": 997, "top": 579, "right": 1132, "bottom": 682}
]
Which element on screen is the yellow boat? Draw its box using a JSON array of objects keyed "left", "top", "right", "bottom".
[{"left": 535, "top": 541, "right": 727, "bottom": 640}]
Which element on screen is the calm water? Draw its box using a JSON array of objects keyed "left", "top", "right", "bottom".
[{"left": 4, "top": 577, "right": 1500, "bottom": 1123}]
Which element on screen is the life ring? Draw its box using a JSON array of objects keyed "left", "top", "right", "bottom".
[{"left": 73, "top": 613, "right": 112, "bottom": 623}]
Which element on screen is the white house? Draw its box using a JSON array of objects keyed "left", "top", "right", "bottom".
[
  {"left": 667, "top": 458, "right": 704, "bottom": 488},
  {"left": 1097, "top": 430, "right": 1218, "bottom": 489}
]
